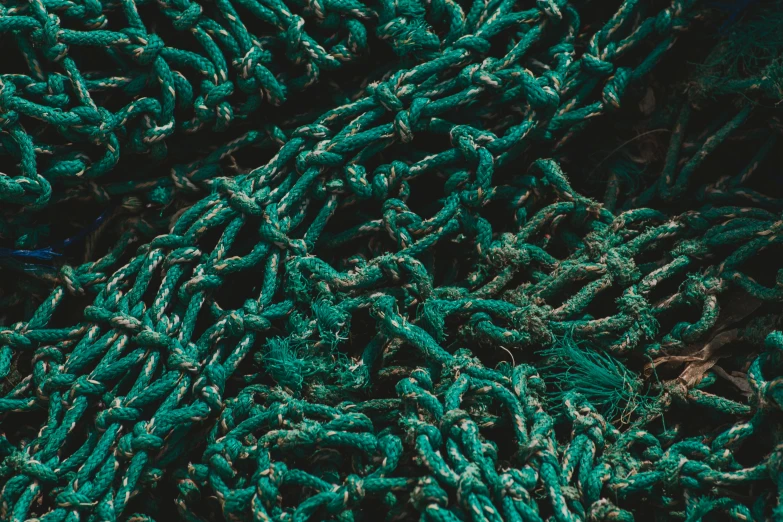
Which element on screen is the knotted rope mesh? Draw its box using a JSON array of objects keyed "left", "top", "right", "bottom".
[{"left": 1, "top": 0, "right": 783, "bottom": 521}]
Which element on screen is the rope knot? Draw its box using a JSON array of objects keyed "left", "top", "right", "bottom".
[
  {"left": 43, "top": 74, "right": 69, "bottom": 108},
  {"left": 95, "top": 404, "right": 136, "bottom": 437},
  {"left": 291, "top": 124, "right": 331, "bottom": 140},
  {"left": 410, "top": 368, "right": 433, "bottom": 390},
  {"left": 133, "top": 421, "right": 165, "bottom": 451},
  {"left": 602, "top": 67, "right": 631, "bottom": 111},
  {"left": 462, "top": 62, "right": 503, "bottom": 89},
  {"left": 236, "top": 47, "right": 286, "bottom": 104},
  {"left": 225, "top": 310, "right": 245, "bottom": 337},
  {"left": 194, "top": 363, "right": 227, "bottom": 409},
  {"left": 4, "top": 451, "right": 58, "bottom": 483},
  {"left": 450, "top": 127, "right": 483, "bottom": 163},
  {"left": 38, "top": 15, "right": 68, "bottom": 61},
  {"left": 284, "top": 15, "right": 306, "bottom": 57},
  {"left": 581, "top": 53, "right": 614, "bottom": 77},
  {"left": 55, "top": 489, "right": 93, "bottom": 508},
  {"left": 329, "top": 475, "right": 365, "bottom": 510},
  {"left": 617, "top": 290, "right": 657, "bottom": 339},
  {"left": 312, "top": 300, "right": 350, "bottom": 347},
  {"left": 510, "top": 304, "right": 553, "bottom": 344},
  {"left": 238, "top": 46, "right": 273, "bottom": 79},
  {"left": 372, "top": 82, "right": 404, "bottom": 112},
  {"left": 682, "top": 274, "right": 720, "bottom": 302},
  {"left": 33, "top": 345, "right": 65, "bottom": 366},
  {"left": 59, "top": 264, "right": 85, "bottom": 295},
  {"left": 372, "top": 162, "right": 407, "bottom": 199},
  {"left": 166, "top": 342, "right": 200, "bottom": 373},
  {"left": 453, "top": 35, "right": 491, "bottom": 54},
  {"left": 394, "top": 97, "right": 427, "bottom": 143},
  {"left": 124, "top": 30, "right": 165, "bottom": 66},
  {"left": 604, "top": 247, "right": 640, "bottom": 285},
  {"left": 588, "top": 499, "right": 633, "bottom": 522},
  {"left": 172, "top": 2, "right": 202, "bottom": 30},
  {"left": 200, "top": 80, "right": 235, "bottom": 131},
  {"left": 169, "top": 166, "right": 200, "bottom": 193},
  {"left": 660, "top": 451, "right": 687, "bottom": 493},
  {"left": 344, "top": 164, "right": 372, "bottom": 198},
  {"left": 456, "top": 464, "right": 490, "bottom": 505},
  {"left": 411, "top": 479, "right": 449, "bottom": 511},
  {"left": 679, "top": 211, "right": 711, "bottom": 231},
  {"left": 82, "top": 0, "right": 103, "bottom": 18},
  {"left": 439, "top": 408, "right": 471, "bottom": 436},
  {"left": 0, "top": 80, "right": 19, "bottom": 128},
  {"left": 549, "top": 42, "right": 574, "bottom": 60},
  {"left": 296, "top": 149, "right": 343, "bottom": 173},
  {"left": 570, "top": 407, "right": 607, "bottom": 446},
  {"left": 377, "top": 16, "right": 440, "bottom": 58},
  {"left": 306, "top": 0, "right": 327, "bottom": 19},
  {"left": 536, "top": 0, "right": 563, "bottom": 21},
  {"left": 220, "top": 178, "right": 263, "bottom": 216},
  {"left": 394, "top": 110, "right": 414, "bottom": 143},
  {"left": 71, "top": 375, "right": 106, "bottom": 398},
  {"left": 118, "top": 421, "right": 164, "bottom": 457},
  {"left": 516, "top": 69, "right": 560, "bottom": 109},
  {"left": 412, "top": 421, "right": 443, "bottom": 448},
  {"left": 766, "top": 444, "right": 783, "bottom": 482}
]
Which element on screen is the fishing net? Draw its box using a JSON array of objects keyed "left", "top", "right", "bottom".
[{"left": 1, "top": 0, "right": 783, "bottom": 521}]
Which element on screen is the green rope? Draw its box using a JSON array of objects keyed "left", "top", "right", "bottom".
[{"left": 1, "top": 0, "right": 783, "bottom": 521}]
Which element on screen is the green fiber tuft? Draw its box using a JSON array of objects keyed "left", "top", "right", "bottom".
[{"left": 541, "top": 337, "right": 654, "bottom": 423}]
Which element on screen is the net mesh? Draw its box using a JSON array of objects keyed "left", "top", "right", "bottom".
[{"left": 1, "top": 0, "right": 783, "bottom": 521}]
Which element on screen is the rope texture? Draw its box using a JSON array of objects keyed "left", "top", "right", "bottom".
[{"left": 1, "top": 0, "right": 783, "bottom": 521}]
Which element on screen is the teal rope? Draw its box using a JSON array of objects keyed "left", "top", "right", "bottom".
[{"left": 1, "top": 0, "right": 783, "bottom": 521}]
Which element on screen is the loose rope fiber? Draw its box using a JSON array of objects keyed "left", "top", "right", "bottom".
[{"left": 1, "top": 0, "right": 783, "bottom": 521}]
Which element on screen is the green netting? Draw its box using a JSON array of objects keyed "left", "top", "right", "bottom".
[{"left": 1, "top": 0, "right": 783, "bottom": 521}]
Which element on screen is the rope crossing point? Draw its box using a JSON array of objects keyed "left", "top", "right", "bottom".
[{"left": 0, "top": 0, "right": 782, "bottom": 521}]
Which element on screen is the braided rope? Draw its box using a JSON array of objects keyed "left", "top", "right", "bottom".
[
  {"left": 1, "top": 0, "right": 783, "bottom": 521},
  {"left": 0, "top": 0, "right": 445, "bottom": 248}
]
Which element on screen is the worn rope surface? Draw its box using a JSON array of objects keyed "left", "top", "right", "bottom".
[
  {"left": 0, "top": 0, "right": 377, "bottom": 199},
  {"left": 0, "top": 0, "right": 438, "bottom": 253},
  {"left": 2, "top": 0, "right": 783, "bottom": 521}
]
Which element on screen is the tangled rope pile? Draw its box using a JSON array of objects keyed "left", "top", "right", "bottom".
[
  {"left": 0, "top": 0, "right": 379, "bottom": 200},
  {"left": 1, "top": 0, "right": 783, "bottom": 520},
  {"left": 0, "top": 0, "right": 441, "bottom": 257}
]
